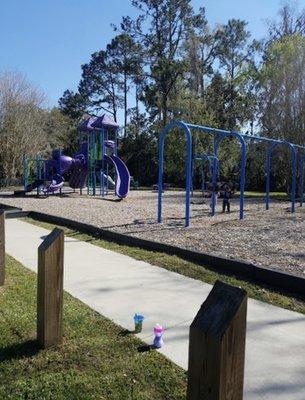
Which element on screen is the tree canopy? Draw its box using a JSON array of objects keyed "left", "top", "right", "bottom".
[{"left": 2, "top": 1, "right": 305, "bottom": 191}]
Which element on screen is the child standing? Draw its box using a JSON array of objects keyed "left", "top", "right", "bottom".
[{"left": 222, "top": 185, "right": 231, "bottom": 213}]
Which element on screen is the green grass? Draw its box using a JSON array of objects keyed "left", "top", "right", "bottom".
[
  {"left": 239, "top": 191, "right": 289, "bottom": 200},
  {"left": 25, "top": 218, "right": 305, "bottom": 316},
  {"left": 0, "top": 255, "right": 186, "bottom": 400}
]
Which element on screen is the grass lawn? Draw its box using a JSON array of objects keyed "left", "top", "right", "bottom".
[
  {"left": 0, "top": 255, "right": 186, "bottom": 400},
  {"left": 239, "top": 191, "right": 289, "bottom": 200},
  {"left": 26, "top": 218, "right": 305, "bottom": 315}
]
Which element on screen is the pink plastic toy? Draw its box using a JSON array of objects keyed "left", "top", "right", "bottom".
[{"left": 153, "top": 324, "right": 164, "bottom": 348}]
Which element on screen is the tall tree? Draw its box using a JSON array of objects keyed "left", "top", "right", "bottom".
[
  {"left": 120, "top": 0, "right": 199, "bottom": 125},
  {"left": 0, "top": 72, "right": 74, "bottom": 184},
  {"left": 205, "top": 73, "right": 232, "bottom": 129},
  {"left": 183, "top": 7, "right": 221, "bottom": 98},
  {"left": 58, "top": 89, "right": 88, "bottom": 120},
  {"left": 259, "top": 34, "right": 305, "bottom": 144},
  {"left": 217, "top": 19, "right": 257, "bottom": 129},
  {"left": 79, "top": 49, "right": 123, "bottom": 121},
  {"left": 257, "top": 33, "right": 305, "bottom": 190},
  {"left": 106, "top": 34, "right": 143, "bottom": 134},
  {"left": 267, "top": 2, "right": 305, "bottom": 41},
  {"left": 0, "top": 71, "right": 47, "bottom": 182}
]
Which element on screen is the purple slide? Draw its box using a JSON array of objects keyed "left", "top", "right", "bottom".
[
  {"left": 104, "top": 154, "right": 130, "bottom": 198},
  {"left": 43, "top": 174, "right": 64, "bottom": 193},
  {"left": 43, "top": 153, "right": 88, "bottom": 193},
  {"left": 69, "top": 156, "right": 88, "bottom": 189}
]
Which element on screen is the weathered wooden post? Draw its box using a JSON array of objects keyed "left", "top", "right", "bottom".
[
  {"left": 0, "top": 210, "right": 5, "bottom": 286},
  {"left": 187, "top": 280, "right": 247, "bottom": 400},
  {"left": 37, "top": 228, "right": 64, "bottom": 348}
]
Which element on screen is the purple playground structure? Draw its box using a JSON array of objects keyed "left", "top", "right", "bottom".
[{"left": 21, "top": 114, "right": 130, "bottom": 199}]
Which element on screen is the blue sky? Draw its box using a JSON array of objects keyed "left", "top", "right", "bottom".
[{"left": 0, "top": 0, "right": 303, "bottom": 108}]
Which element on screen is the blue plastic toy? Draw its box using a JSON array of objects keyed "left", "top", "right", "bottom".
[{"left": 134, "top": 314, "right": 144, "bottom": 333}]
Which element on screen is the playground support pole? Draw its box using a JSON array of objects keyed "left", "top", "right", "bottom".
[
  {"left": 87, "top": 133, "right": 90, "bottom": 195},
  {"left": 158, "top": 121, "right": 192, "bottom": 227},
  {"left": 239, "top": 140, "right": 247, "bottom": 220},
  {"left": 211, "top": 136, "right": 223, "bottom": 217},
  {"left": 114, "top": 128, "right": 118, "bottom": 156},
  {"left": 106, "top": 130, "right": 109, "bottom": 195},
  {"left": 99, "top": 131, "right": 103, "bottom": 196},
  {"left": 211, "top": 157, "right": 218, "bottom": 217},
  {"left": 92, "top": 129, "right": 96, "bottom": 196},
  {"left": 191, "top": 157, "right": 194, "bottom": 197},
  {"left": 101, "top": 128, "right": 105, "bottom": 198}
]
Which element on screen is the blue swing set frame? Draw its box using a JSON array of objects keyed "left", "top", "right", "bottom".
[{"left": 157, "top": 120, "right": 305, "bottom": 227}]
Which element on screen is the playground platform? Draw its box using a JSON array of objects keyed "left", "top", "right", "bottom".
[{"left": 5, "top": 218, "right": 305, "bottom": 400}]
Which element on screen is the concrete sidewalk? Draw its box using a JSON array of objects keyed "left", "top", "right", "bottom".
[{"left": 5, "top": 218, "right": 305, "bottom": 400}]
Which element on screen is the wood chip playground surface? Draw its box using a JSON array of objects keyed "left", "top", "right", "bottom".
[{"left": 1, "top": 190, "right": 305, "bottom": 278}]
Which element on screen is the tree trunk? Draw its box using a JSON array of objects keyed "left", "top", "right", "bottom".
[
  {"left": 135, "top": 81, "right": 140, "bottom": 137},
  {"left": 162, "top": 96, "right": 168, "bottom": 126}
]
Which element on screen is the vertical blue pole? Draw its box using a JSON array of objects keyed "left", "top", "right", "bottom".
[
  {"left": 158, "top": 121, "right": 192, "bottom": 227},
  {"left": 229, "top": 133, "right": 247, "bottom": 220},
  {"left": 211, "top": 157, "right": 217, "bottom": 216},
  {"left": 115, "top": 128, "right": 118, "bottom": 156},
  {"left": 38, "top": 157, "right": 42, "bottom": 181},
  {"left": 211, "top": 137, "right": 220, "bottom": 217},
  {"left": 106, "top": 130, "right": 109, "bottom": 195},
  {"left": 191, "top": 157, "right": 194, "bottom": 197},
  {"left": 100, "top": 170, "right": 102, "bottom": 196},
  {"left": 265, "top": 150, "right": 272, "bottom": 210},
  {"left": 239, "top": 142, "right": 247, "bottom": 220},
  {"left": 290, "top": 146, "right": 297, "bottom": 213},
  {"left": 217, "top": 159, "right": 220, "bottom": 180},
  {"left": 99, "top": 131, "right": 103, "bottom": 196},
  {"left": 185, "top": 130, "right": 192, "bottom": 227},
  {"left": 102, "top": 128, "right": 105, "bottom": 197},
  {"left": 58, "top": 149, "right": 62, "bottom": 197},
  {"left": 300, "top": 156, "right": 304, "bottom": 207},
  {"left": 93, "top": 131, "right": 96, "bottom": 196},
  {"left": 157, "top": 133, "right": 164, "bottom": 223},
  {"left": 213, "top": 137, "right": 221, "bottom": 183},
  {"left": 87, "top": 133, "right": 90, "bottom": 195}
]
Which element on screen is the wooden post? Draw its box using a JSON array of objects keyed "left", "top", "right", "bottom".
[
  {"left": 187, "top": 280, "right": 247, "bottom": 400},
  {"left": 37, "top": 228, "right": 64, "bottom": 348},
  {"left": 0, "top": 211, "right": 5, "bottom": 286}
]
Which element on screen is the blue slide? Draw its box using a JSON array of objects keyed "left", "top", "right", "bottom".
[{"left": 104, "top": 154, "right": 130, "bottom": 198}]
